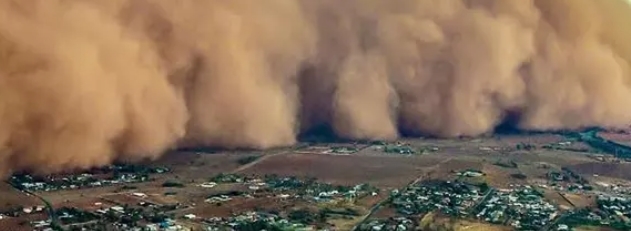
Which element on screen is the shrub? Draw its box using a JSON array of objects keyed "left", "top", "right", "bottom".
[
  {"left": 237, "top": 155, "right": 261, "bottom": 165},
  {"left": 510, "top": 173, "right": 528, "bottom": 180},
  {"left": 162, "top": 180, "right": 185, "bottom": 188}
]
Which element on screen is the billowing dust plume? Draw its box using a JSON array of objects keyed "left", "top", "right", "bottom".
[{"left": 1, "top": 0, "right": 631, "bottom": 175}]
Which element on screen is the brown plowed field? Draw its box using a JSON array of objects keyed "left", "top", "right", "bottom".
[
  {"left": 567, "top": 162, "right": 631, "bottom": 181},
  {"left": 241, "top": 153, "right": 445, "bottom": 188},
  {"left": 599, "top": 131, "right": 631, "bottom": 146},
  {"left": 0, "top": 183, "right": 42, "bottom": 212}
]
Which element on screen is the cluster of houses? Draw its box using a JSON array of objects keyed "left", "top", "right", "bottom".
[
  {"left": 595, "top": 181, "right": 631, "bottom": 195},
  {"left": 550, "top": 194, "right": 631, "bottom": 231},
  {"left": 358, "top": 217, "right": 415, "bottom": 231},
  {"left": 194, "top": 174, "right": 383, "bottom": 230},
  {"left": 327, "top": 146, "right": 359, "bottom": 155},
  {"left": 27, "top": 192, "right": 188, "bottom": 231},
  {"left": 371, "top": 141, "right": 437, "bottom": 155},
  {"left": 9, "top": 165, "right": 170, "bottom": 192},
  {"left": 372, "top": 177, "right": 631, "bottom": 231},
  {"left": 476, "top": 185, "right": 558, "bottom": 230},
  {"left": 456, "top": 169, "right": 485, "bottom": 178},
  {"left": 144, "top": 219, "right": 190, "bottom": 231},
  {"left": 597, "top": 195, "right": 631, "bottom": 225},
  {"left": 544, "top": 168, "right": 595, "bottom": 194},
  {"left": 1, "top": 205, "right": 46, "bottom": 217},
  {"left": 203, "top": 211, "right": 315, "bottom": 231},
  {"left": 9, "top": 161, "right": 630, "bottom": 231},
  {"left": 14, "top": 173, "right": 378, "bottom": 231},
  {"left": 367, "top": 182, "right": 560, "bottom": 231},
  {"left": 391, "top": 181, "right": 486, "bottom": 217},
  {"left": 202, "top": 174, "right": 380, "bottom": 204}
]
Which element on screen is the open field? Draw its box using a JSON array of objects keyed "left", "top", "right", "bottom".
[
  {"left": 39, "top": 185, "right": 122, "bottom": 205},
  {"left": 151, "top": 152, "right": 257, "bottom": 180},
  {"left": 418, "top": 212, "right": 512, "bottom": 231},
  {"left": 0, "top": 183, "right": 42, "bottom": 212},
  {"left": 0, "top": 212, "right": 47, "bottom": 231},
  {"left": 599, "top": 130, "right": 631, "bottom": 146},
  {"left": 0, "top": 218, "right": 32, "bottom": 231},
  {"left": 240, "top": 153, "right": 445, "bottom": 188},
  {"left": 562, "top": 193, "right": 595, "bottom": 208},
  {"left": 567, "top": 162, "right": 631, "bottom": 181},
  {"left": 183, "top": 197, "right": 305, "bottom": 218},
  {"left": 55, "top": 197, "right": 117, "bottom": 213},
  {"left": 543, "top": 190, "right": 574, "bottom": 210}
]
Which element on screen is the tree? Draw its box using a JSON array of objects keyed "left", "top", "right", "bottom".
[
  {"left": 510, "top": 173, "right": 527, "bottom": 180},
  {"left": 479, "top": 182, "right": 490, "bottom": 193},
  {"left": 105, "top": 209, "right": 117, "bottom": 222},
  {"left": 237, "top": 155, "right": 261, "bottom": 165},
  {"left": 162, "top": 180, "right": 185, "bottom": 188},
  {"left": 317, "top": 210, "right": 328, "bottom": 223},
  {"left": 289, "top": 209, "right": 315, "bottom": 224}
]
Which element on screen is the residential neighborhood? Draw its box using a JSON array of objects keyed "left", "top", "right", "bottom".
[
  {"left": 2, "top": 131, "right": 631, "bottom": 231},
  {"left": 9, "top": 165, "right": 170, "bottom": 192},
  {"left": 475, "top": 185, "right": 557, "bottom": 230},
  {"left": 391, "top": 181, "right": 486, "bottom": 217}
]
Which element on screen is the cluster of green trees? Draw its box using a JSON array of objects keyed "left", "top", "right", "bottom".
[
  {"left": 561, "top": 167, "right": 589, "bottom": 185},
  {"left": 233, "top": 220, "right": 286, "bottom": 231},
  {"left": 110, "top": 164, "right": 170, "bottom": 175},
  {"left": 494, "top": 160, "right": 518, "bottom": 168},
  {"left": 288, "top": 209, "right": 318, "bottom": 224},
  {"left": 384, "top": 145, "right": 416, "bottom": 154},
  {"left": 264, "top": 176, "right": 306, "bottom": 190},
  {"left": 565, "top": 129, "right": 631, "bottom": 158},
  {"left": 319, "top": 207, "right": 360, "bottom": 219},
  {"left": 161, "top": 180, "right": 185, "bottom": 188},
  {"left": 515, "top": 143, "right": 536, "bottom": 151},
  {"left": 207, "top": 190, "right": 244, "bottom": 198},
  {"left": 558, "top": 208, "right": 631, "bottom": 231},
  {"left": 510, "top": 173, "right": 528, "bottom": 180},
  {"left": 236, "top": 155, "right": 261, "bottom": 165},
  {"left": 210, "top": 173, "right": 250, "bottom": 183},
  {"left": 331, "top": 146, "right": 358, "bottom": 153},
  {"left": 103, "top": 204, "right": 176, "bottom": 227}
]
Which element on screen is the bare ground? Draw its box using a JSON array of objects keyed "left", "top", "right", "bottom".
[
  {"left": 240, "top": 153, "right": 445, "bottom": 188},
  {"left": 566, "top": 162, "right": 631, "bottom": 181},
  {"left": 0, "top": 183, "right": 42, "bottom": 212}
]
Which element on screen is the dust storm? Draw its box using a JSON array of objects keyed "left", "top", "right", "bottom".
[{"left": 0, "top": 0, "right": 630, "bottom": 175}]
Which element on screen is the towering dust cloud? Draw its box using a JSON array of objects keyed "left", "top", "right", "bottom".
[{"left": 1, "top": 0, "right": 631, "bottom": 175}]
